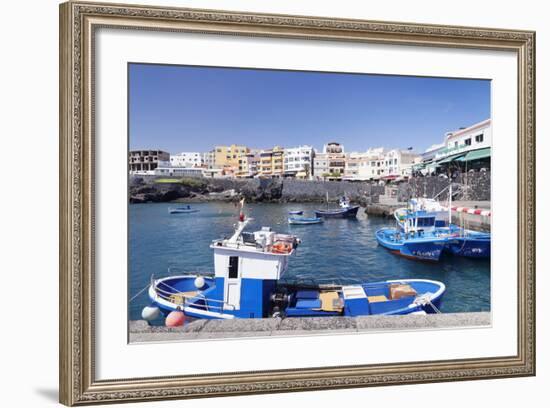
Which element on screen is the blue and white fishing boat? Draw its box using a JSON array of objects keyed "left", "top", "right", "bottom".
[
  {"left": 395, "top": 185, "right": 491, "bottom": 259},
  {"left": 144, "top": 208, "right": 445, "bottom": 321},
  {"left": 395, "top": 197, "right": 448, "bottom": 228},
  {"left": 168, "top": 205, "right": 199, "bottom": 214},
  {"left": 315, "top": 195, "right": 359, "bottom": 219},
  {"left": 288, "top": 216, "right": 323, "bottom": 225},
  {"left": 376, "top": 226, "right": 447, "bottom": 262}
]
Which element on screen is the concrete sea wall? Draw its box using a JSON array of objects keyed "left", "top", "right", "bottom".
[{"left": 129, "top": 312, "right": 491, "bottom": 342}]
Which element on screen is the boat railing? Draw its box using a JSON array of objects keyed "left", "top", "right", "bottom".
[{"left": 153, "top": 284, "right": 234, "bottom": 312}]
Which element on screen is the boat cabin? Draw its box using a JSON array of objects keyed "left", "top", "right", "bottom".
[
  {"left": 400, "top": 211, "right": 438, "bottom": 235},
  {"left": 203, "top": 220, "right": 300, "bottom": 318}
]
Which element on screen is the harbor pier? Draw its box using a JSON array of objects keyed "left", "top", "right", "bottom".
[{"left": 129, "top": 312, "right": 490, "bottom": 342}]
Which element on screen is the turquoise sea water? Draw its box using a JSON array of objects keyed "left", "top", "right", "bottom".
[{"left": 129, "top": 202, "right": 490, "bottom": 320}]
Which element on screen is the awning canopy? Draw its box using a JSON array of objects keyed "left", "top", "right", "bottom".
[
  {"left": 437, "top": 153, "right": 466, "bottom": 164},
  {"left": 458, "top": 147, "right": 491, "bottom": 162}
]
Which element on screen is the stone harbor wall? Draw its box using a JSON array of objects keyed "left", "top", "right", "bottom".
[
  {"left": 129, "top": 172, "right": 488, "bottom": 205},
  {"left": 129, "top": 176, "right": 385, "bottom": 204},
  {"left": 397, "top": 171, "right": 491, "bottom": 202},
  {"left": 281, "top": 179, "right": 385, "bottom": 203}
]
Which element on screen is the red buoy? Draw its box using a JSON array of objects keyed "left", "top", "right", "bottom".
[{"left": 165, "top": 310, "right": 185, "bottom": 327}]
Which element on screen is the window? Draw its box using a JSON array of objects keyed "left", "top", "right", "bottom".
[
  {"left": 454, "top": 141, "right": 458, "bottom": 148},
  {"left": 464, "top": 138, "right": 472, "bottom": 146},
  {"left": 228, "top": 256, "right": 239, "bottom": 278},
  {"left": 475, "top": 134, "right": 484, "bottom": 143}
]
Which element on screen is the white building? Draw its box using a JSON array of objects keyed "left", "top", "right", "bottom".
[
  {"left": 343, "top": 148, "right": 385, "bottom": 181},
  {"left": 284, "top": 145, "right": 314, "bottom": 179},
  {"left": 435, "top": 119, "right": 492, "bottom": 161},
  {"left": 170, "top": 152, "right": 203, "bottom": 168},
  {"left": 313, "top": 152, "right": 329, "bottom": 178},
  {"left": 202, "top": 150, "right": 216, "bottom": 169},
  {"left": 342, "top": 147, "right": 420, "bottom": 181},
  {"left": 383, "top": 149, "right": 420, "bottom": 178}
]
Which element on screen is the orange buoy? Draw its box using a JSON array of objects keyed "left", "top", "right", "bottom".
[{"left": 165, "top": 310, "right": 185, "bottom": 327}]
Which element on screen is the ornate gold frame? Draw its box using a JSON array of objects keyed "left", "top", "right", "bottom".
[{"left": 59, "top": 1, "right": 536, "bottom": 405}]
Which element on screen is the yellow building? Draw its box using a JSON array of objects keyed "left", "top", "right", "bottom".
[
  {"left": 259, "top": 146, "right": 285, "bottom": 178},
  {"left": 213, "top": 144, "right": 249, "bottom": 174}
]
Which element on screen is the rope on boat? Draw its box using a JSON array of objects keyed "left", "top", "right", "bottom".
[
  {"left": 129, "top": 282, "right": 151, "bottom": 303},
  {"left": 414, "top": 294, "right": 442, "bottom": 314}
]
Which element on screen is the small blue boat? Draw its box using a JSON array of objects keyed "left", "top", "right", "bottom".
[
  {"left": 315, "top": 196, "right": 360, "bottom": 219},
  {"left": 288, "top": 210, "right": 303, "bottom": 215},
  {"left": 168, "top": 205, "right": 200, "bottom": 214},
  {"left": 143, "top": 209, "right": 446, "bottom": 321},
  {"left": 288, "top": 216, "right": 323, "bottom": 225}
]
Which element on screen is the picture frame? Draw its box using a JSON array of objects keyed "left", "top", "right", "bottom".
[{"left": 59, "top": 1, "right": 536, "bottom": 405}]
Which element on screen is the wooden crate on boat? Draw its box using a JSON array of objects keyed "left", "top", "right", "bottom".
[{"left": 389, "top": 284, "right": 417, "bottom": 300}]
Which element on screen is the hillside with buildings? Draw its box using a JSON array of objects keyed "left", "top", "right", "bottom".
[{"left": 129, "top": 119, "right": 491, "bottom": 204}]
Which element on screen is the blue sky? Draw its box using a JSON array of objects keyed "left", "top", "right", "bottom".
[{"left": 129, "top": 63, "right": 490, "bottom": 154}]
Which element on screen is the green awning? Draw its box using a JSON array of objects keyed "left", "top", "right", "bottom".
[
  {"left": 458, "top": 147, "right": 491, "bottom": 162},
  {"left": 437, "top": 153, "right": 466, "bottom": 164}
]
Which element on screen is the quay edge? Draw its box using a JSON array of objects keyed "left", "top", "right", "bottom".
[{"left": 129, "top": 312, "right": 490, "bottom": 342}]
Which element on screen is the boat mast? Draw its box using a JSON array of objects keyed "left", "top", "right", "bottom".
[
  {"left": 448, "top": 184, "right": 452, "bottom": 227},
  {"left": 229, "top": 198, "right": 248, "bottom": 243}
]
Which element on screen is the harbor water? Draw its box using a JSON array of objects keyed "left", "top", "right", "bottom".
[{"left": 129, "top": 202, "right": 490, "bottom": 321}]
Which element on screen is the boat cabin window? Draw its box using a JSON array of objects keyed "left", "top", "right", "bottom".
[
  {"left": 228, "top": 256, "right": 239, "bottom": 279},
  {"left": 417, "top": 217, "right": 435, "bottom": 227}
]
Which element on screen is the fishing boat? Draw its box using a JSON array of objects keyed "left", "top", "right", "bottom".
[
  {"left": 288, "top": 210, "right": 304, "bottom": 215},
  {"left": 376, "top": 227, "right": 447, "bottom": 262},
  {"left": 168, "top": 205, "right": 199, "bottom": 214},
  {"left": 144, "top": 206, "right": 445, "bottom": 321},
  {"left": 394, "top": 197, "right": 448, "bottom": 228},
  {"left": 396, "top": 185, "right": 491, "bottom": 259},
  {"left": 315, "top": 195, "right": 359, "bottom": 219},
  {"left": 288, "top": 216, "right": 323, "bottom": 225}
]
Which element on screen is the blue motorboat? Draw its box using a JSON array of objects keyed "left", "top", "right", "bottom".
[
  {"left": 376, "top": 227, "right": 447, "bottom": 261},
  {"left": 168, "top": 205, "right": 200, "bottom": 214},
  {"left": 144, "top": 210, "right": 446, "bottom": 321},
  {"left": 288, "top": 216, "right": 323, "bottom": 225},
  {"left": 288, "top": 210, "right": 304, "bottom": 215},
  {"left": 315, "top": 196, "right": 360, "bottom": 219}
]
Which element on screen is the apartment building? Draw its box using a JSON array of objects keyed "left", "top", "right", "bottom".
[
  {"left": 284, "top": 145, "right": 314, "bottom": 179},
  {"left": 129, "top": 150, "right": 170, "bottom": 173}
]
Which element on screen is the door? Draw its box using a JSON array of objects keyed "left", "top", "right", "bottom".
[{"left": 224, "top": 256, "right": 241, "bottom": 310}]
